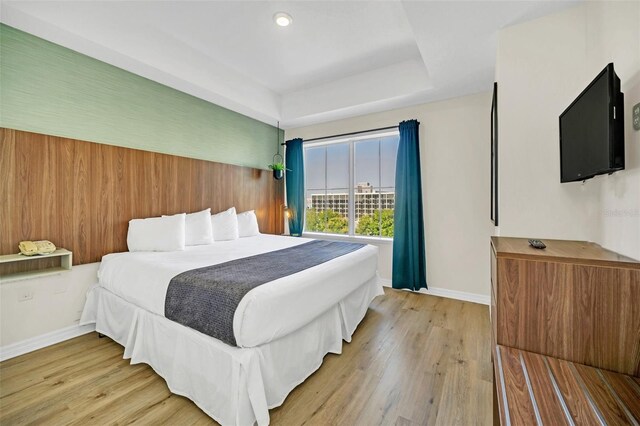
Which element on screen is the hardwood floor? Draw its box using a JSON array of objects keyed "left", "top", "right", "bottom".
[{"left": 0, "top": 288, "right": 492, "bottom": 425}]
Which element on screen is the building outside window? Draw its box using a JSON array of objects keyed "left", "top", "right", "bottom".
[{"left": 303, "top": 131, "right": 399, "bottom": 238}]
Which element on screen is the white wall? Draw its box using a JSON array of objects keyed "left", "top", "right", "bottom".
[
  {"left": 0, "top": 263, "right": 98, "bottom": 348},
  {"left": 286, "top": 92, "right": 494, "bottom": 301},
  {"left": 496, "top": 2, "right": 640, "bottom": 259}
]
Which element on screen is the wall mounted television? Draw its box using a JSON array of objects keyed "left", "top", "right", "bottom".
[{"left": 559, "top": 63, "right": 624, "bottom": 183}]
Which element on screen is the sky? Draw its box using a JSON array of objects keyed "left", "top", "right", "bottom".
[{"left": 305, "top": 135, "right": 399, "bottom": 192}]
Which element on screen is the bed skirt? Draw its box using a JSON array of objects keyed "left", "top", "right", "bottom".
[{"left": 80, "top": 277, "right": 383, "bottom": 426}]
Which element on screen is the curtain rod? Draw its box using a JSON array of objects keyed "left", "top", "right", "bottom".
[{"left": 281, "top": 125, "right": 398, "bottom": 145}]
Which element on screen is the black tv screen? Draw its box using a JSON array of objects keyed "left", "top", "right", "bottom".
[{"left": 559, "top": 63, "right": 624, "bottom": 183}]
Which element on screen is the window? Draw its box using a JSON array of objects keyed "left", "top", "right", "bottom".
[{"left": 304, "top": 131, "right": 399, "bottom": 239}]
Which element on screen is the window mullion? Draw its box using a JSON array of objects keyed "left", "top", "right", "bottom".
[
  {"left": 378, "top": 140, "right": 382, "bottom": 237},
  {"left": 324, "top": 147, "right": 328, "bottom": 232},
  {"left": 348, "top": 140, "right": 355, "bottom": 236}
]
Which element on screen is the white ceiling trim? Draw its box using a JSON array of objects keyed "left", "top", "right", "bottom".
[{"left": 1, "top": 1, "right": 581, "bottom": 129}]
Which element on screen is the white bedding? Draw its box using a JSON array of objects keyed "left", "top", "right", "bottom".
[
  {"left": 98, "top": 234, "right": 379, "bottom": 348},
  {"left": 81, "top": 277, "right": 383, "bottom": 425}
]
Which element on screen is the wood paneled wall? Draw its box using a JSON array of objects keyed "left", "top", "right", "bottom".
[{"left": 0, "top": 128, "right": 284, "bottom": 266}]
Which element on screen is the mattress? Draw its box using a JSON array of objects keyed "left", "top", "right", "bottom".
[{"left": 97, "top": 234, "right": 379, "bottom": 347}]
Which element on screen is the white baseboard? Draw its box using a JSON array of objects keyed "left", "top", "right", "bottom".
[
  {"left": 0, "top": 323, "right": 96, "bottom": 362},
  {"left": 379, "top": 278, "right": 490, "bottom": 305},
  {"left": 0, "top": 280, "right": 488, "bottom": 362}
]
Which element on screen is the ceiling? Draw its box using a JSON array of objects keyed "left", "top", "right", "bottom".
[{"left": 0, "top": 0, "right": 579, "bottom": 128}]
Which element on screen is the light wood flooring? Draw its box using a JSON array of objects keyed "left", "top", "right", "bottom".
[{"left": 0, "top": 288, "right": 492, "bottom": 425}]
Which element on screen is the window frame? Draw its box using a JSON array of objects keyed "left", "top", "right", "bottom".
[{"left": 302, "top": 130, "right": 399, "bottom": 241}]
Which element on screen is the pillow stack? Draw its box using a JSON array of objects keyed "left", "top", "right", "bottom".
[{"left": 126, "top": 207, "right": 261, "bottom": 252}]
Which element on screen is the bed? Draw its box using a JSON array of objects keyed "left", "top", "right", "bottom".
[{"left": 80, "top": 234, "right": 382, "bottom": 425}]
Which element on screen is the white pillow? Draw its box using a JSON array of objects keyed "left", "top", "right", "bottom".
[
  {"left": 237, "top": 210, "right": 260, "bottom": 237},
  {"left": 211, "top": 207, "right": 239, "bottom": 241},
  {"left": 165, "top": 208, "right": 213, "bottom": 246},
  {"left": 127, "top": 213, "right": 186, "bottom": 252}
]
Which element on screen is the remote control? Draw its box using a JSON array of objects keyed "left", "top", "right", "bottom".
[{"left": 528, "top": 239, "right": 546, "bottom": 249}]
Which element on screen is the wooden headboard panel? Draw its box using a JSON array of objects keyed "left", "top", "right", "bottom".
[{"left": 0, "top": 128, "right": 284, "bottom": 266}]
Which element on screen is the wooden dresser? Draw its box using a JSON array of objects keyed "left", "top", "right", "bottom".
[{"left": 490, "top": 237, "right": 640, "bottom": 425}]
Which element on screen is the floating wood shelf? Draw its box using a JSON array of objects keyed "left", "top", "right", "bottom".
[{"left": 0, "top": 249, "right": 72, "bottom": 283}]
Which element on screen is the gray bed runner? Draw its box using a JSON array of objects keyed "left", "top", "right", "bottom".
[{"left": 165, "top": 239, "right": 366, "bottom": 346}]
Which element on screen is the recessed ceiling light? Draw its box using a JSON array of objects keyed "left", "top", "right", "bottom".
[{"left": 274, "top": 12, "right": 292, "bottom": 27}]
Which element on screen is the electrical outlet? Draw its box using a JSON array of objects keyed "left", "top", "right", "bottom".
[{"left": 18, "top": 288, "right": 34, "bottom": 302}]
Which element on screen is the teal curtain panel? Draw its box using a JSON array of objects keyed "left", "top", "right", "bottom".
[
  {"left": 285, "top": 138, "right": 305, "bottom": 236},
  {"left": 392, "top": 120, "right": 427, "bottom": 291}
]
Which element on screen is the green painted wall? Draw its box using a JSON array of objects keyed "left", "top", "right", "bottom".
[{"left": 0, "top": 24, "right": 282, "bottom": 169}]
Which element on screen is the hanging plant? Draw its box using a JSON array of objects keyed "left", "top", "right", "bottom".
[
  {"left": 269, "top": 122, "right": 288, "bottom": 180},
  {"left": 268, "top": 159, "right": 289, "bottom": 180}
]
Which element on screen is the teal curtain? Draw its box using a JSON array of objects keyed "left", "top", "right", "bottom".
[
  {"left": 392, "top": 120, "right": 427, "bottom": 290},
  {"left": 285, "top": 138, "right": 304, "bottom": 236}
]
